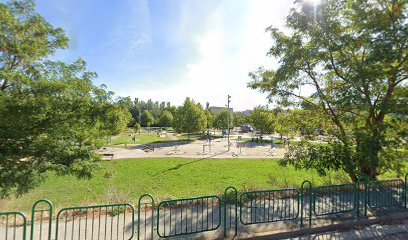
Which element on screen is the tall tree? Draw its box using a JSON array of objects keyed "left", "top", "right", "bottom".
[
  {"left": 249, "top": 0, "right": 408, "bottom": 180},
  {"left": 173, "top": 98, "right": 207, "bottom": 138},
  {"left": 0, "top": 0, "right": 130, "bottom": 197}
]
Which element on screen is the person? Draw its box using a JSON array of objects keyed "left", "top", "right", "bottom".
[{"left": 271, "top": 137, "right": 276, "bottom": 148}]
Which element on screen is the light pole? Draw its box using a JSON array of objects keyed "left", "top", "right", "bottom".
[{"left": 227, "top": 94, "right": 231, "bottom": 151}]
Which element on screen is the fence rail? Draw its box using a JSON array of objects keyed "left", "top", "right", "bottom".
[
  {"left": 239, "top": 189, "right": 299, "bottom": 225},
  {"left": 2, "top": 175, "right": 408, "bottom": 240},
  {"left": 156, "top": 196, "right": 221, "bottom": 238},
  {"left": 313, "top": 184, "right": 355, "bottom": 216},
  {"left": 54, "top": 203, "right": 134, "bottom": 240},
  {"left": 0, "top": 212, "right": 27, "bottom": 240},
  {"left": 367, "top": 179, "right": 405, "bottom": 209}
]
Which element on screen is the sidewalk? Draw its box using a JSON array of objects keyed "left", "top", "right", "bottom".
[{"left": 242, "top": 212, "right": 408, "bottom": 240}]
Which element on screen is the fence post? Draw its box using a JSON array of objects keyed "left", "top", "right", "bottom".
[
  {"left": 30, "top": 199, "right": 53, "bottom": 240},
  {"left": 356, "top": 176, "right": 369, "bottom": 217},
  {"left": 137, "top": 194, "right": 155, "bottom": 240},
  {"left": 224, "top": 186, "right": 238, "bottom": 237},
  {"left": 300, "top": 180, "right": 312, "bottom": 227},
  {"left": 0, "top": 212, "right": 27, "bottom": 240},
  {"left": 405, "top": 173, "right": 408, "bottom": 208}
]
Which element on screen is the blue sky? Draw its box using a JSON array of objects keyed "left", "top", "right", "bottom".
[{"left": 34, "top": 0, "right": 293, "bottom": 111}]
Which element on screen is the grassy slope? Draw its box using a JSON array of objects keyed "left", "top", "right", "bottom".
[{"left": 0, "top": 158, "right": 404, "bottom": 212}]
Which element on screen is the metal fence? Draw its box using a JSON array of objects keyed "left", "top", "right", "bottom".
[
  {"left": 1, "top": 174, "right": 408, "bottom": 240},
  {"left": 239, "top": 189, "right": 299, "bottom": 225},
  {"left": 156, "top": 196, "right": 221, "bottom": 238}
]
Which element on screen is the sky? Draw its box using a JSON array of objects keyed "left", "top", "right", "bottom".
[{"left": 34, "top": 0, "right": 294, "bottom": 111}]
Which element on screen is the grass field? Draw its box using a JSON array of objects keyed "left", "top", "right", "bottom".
[
  {"left": 108, "top": 132, "right": 169, "bottom": 146},
  {"left": 1, "top": 157, "right": 404, "bottom": 213}
]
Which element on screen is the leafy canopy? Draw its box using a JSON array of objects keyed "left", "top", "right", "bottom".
[
  {"left": 249, "top": 0, "right": 408, "bottom": 180},
  {"left": 0, "top": 0, "right": 130, "bottom": 197},
  {"left": 213, "top": 109, "right": 234, "bottom": 130},
  {"left": 158, "top": 110, "right": 174, "bottom": 127},
  {"left": 249, "top": 106, "right": 274, "bottom": 135},
  {"left": 173, "top": 98, "right": 207, "bottom": 136}
]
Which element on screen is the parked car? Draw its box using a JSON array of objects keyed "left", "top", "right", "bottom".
[{"left": 241, "top": 124, "right": 254, "bottom": 133}]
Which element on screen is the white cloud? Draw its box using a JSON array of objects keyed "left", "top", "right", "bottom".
[{"left": 123, "top": 0, "right": 292, "bottom": 111}]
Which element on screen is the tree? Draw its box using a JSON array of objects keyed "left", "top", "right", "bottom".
[
  {"left": 292, "top": 109, "right": 323, "bottom": 140},
  {"left": 204, "top": 109, "right": 215, "bottom": 130},
  {"left": 274, "top": 110, "right": 293, "bottom": 141},
  {"left": 0, "top": 0, "right": 131, "bottom": 197},
  {"left": 233, "top": 113, "right": 245, "bottom": 127},
  {"left": 158, "top": 110, "right": 173, "bottom": 127},
  {"left": 213, "top": 110, "right": 234, "bottom": 130},
  {"left": 249, "top": 0, "right": 408, "bottom": 181},
  {"left": 141, "top": 110, "right": 155, "bottom": 127},
  {"left": 173, "top": 98, "right": 207, "bottom": 138},
  {"left": 249, "top": 106, "right": 274, "bottom": 135},
  {"left": 133, "top": 122, "right": 141, "bottom": 134}
]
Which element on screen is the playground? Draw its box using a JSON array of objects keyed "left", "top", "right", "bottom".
[{"left": 96, "top": 131, "right": 287, "bottom": 160}]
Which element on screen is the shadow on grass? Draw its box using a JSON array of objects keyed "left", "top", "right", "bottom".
[{"left": 161, "top": 151, "right": 229, "bottom": 173}]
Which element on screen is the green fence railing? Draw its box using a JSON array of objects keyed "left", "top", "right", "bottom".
[
  {"left": 313, "top": 183, "right": 356, "bottom": 216},
  {"left": 137, "top": 194, "right": 155, "bottom": 240},
  {"left": 367, "top": 179, "right": 405, "bottom": 209},
  {"left": 223, "top": 186, "right": 238, "bottom": 237},
  {"left": 3, "top": 174, "right": 408, "bottom": 240},
  {"left": 156, "top": 195, "right": 221, "bottom": 238},
  {"left": 30, "top": 199, "right": 53, "bottom": 240},
  {"left": 54, "top": 203, "right": 134, "bottom": 240},
  {"left": 300, "top": 180, "right": 313, "bottom": 227},
  {"left": 0, "top": 212, "right": 27, "bottom": 240},
  {"left": 239, "top": 189, "right": 299, "bottom": 225}
]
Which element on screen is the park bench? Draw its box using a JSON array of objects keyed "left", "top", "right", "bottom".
[
  {"left": 143, "top": 144, "right": 155, "bottom": 152},
  {"left": 102, "top": 153, "right": 114, "bottom": 159}
]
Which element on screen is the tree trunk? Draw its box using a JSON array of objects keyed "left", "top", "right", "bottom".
[{"left": 357, "top": 132, "right": 382, "bottom": 180}]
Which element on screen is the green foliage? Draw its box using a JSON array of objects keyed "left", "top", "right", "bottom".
[
  {"left": 249, "top": 106, "right": 274, "bottom": 134},
  {"left": 0, "top": 0, "right": 129, "bottom": 197},
  {"left": 204, "top": 109, "right": 215, "bottom": 129},
  {"left": 233, "top": 112, "right": 245, "bottom": 126},
  {"left": 173, "top": 98, "right": 207, "bottom": 136},
  {"left": 140, "top": 110, "right": 155, "bottom": 127},
  {"left": 133, "top": 123, "right": 141, "bottom": 133},
  {"left": 158, "top": 110, "right": 173, "bottom": 127},
  {"left": 274, "top": 109, "right": 323, "bottom": 141},
  {"left": 213, "top": 109, "right": 233, "bottom": 130},
  {"left": 249, "top": 0, "right": 408, "bottom": 180}
]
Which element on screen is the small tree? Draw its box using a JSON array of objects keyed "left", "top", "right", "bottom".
[
  {"left": 173, "top": 98, "right": 207, "bottom": 138},
  {"left": 133, "top": 122, "right": 141, "bottom": 135},
  {"left": 141, "top": 110, "right": 155, "bottom": 127},
  {"left": 249, "top": 106, "right": 274, "bottom": 136},
  {"left": 213, "top": 110, "right": 234, "bottom": 130},
  {"left": 233, "top": 113, "right": 245, "bottom": 127},
  {"left": 205, "top": 109, "right": 215, "bottom": 131},
  {"left": 158, "top": 110, "right": 173, "bottom": 127}
]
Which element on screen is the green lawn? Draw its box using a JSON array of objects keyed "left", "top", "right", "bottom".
[
  {"left": 108, "top": 132, "right": 169, "bottom": 146},
  {"left": 0, "top": 157, "right": 404, "bottom": 213}
]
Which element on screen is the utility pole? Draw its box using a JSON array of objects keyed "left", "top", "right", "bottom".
[{"left": 227, "top": 94, "right": 231, "bottom": 151}]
